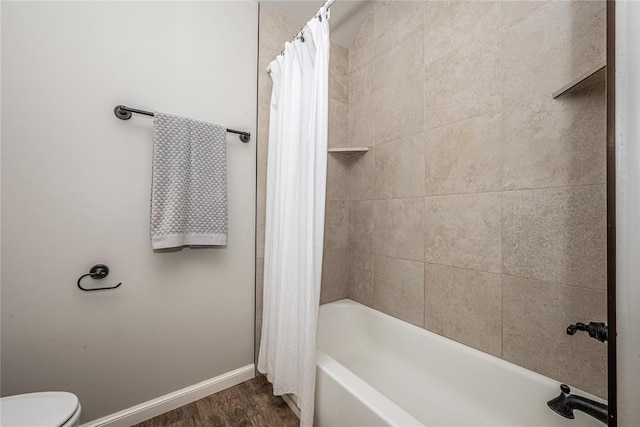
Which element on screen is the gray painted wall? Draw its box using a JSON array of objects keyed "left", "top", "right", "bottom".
[{"left": 1, "top": 1, "right": 258, "bottom": 422}]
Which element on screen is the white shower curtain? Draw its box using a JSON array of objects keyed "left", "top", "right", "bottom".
[{"left": 258, "top": 8, "right": 330, "bottom": 427}]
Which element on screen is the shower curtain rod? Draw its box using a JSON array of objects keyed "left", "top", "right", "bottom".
[
  {"left": 285, "top": 0, "right": 336, "bottom": 47},
  {"left": 113, "top": 105, "right": 251, "bottom": 142}
]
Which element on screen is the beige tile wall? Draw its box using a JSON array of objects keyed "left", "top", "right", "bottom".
[
  {"left": 256, "top": 5, "right": 350, "bottom": 360},
  {"left": 346, "top": 0, "right": 607, "bottom": 398},
  {"left": 323, "top": 40, "right": 351, "bottom": 304}
]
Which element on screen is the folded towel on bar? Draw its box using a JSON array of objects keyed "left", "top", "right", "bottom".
[{"left": 150, "top": 112, "right": 227, "bottom": 249}]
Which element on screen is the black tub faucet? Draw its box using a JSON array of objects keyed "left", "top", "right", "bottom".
[
  {"left": 566, "top": 322, "right": 608, "bottom": 342},
  {"left": 547, "top": 384, "right": 608, "bottom": 425}
]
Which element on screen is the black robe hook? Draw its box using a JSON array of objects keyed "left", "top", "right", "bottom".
[{"left": 77, "top": 264, "right": 122, "bottom": 291}]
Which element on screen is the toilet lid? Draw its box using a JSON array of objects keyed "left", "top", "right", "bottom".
[{"left": 0, "top": 392, "right": 79, "bottom": 427}]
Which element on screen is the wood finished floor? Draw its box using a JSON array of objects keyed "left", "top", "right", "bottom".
[{"left": 133, "top": 376, "right": 299, "bottom": 427}]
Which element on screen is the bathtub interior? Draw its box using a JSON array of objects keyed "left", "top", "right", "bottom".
[{"left": 317, "top": 299, "right": 606, "bottom": 427}]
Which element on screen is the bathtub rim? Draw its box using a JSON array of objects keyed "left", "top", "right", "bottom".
[
  {"left": 318, "top": 299, "right": 607, "bottom": 405},
  {"left": 316, "top": 349, "right": 424, "bottom": 426}
]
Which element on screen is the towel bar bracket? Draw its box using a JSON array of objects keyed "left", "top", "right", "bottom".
[{"left": 114, "top": 106, "right": 132, "bottom": 120}]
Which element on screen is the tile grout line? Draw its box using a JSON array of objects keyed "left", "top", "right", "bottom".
[
  {"left": 345, "top": 78, "right": 351, "bottom": 298},
  {"left": 423, "top": 196, "right": 428, "bottom": 329},
  {"left": 501, "top": 273, "right": 608, "bottom": 294},
  {"left": 500, "top": 20, "right": 506, "bottom": 358},
  {"left": 422, "top": 54, "right": 428, "bottom": 329},
  {"left": 348, "top": 182, "right": 607, "bottom": 203},
  {"left": 502, "top": 0, "right": 552, "bottom": 32},
  {"left": 365, "top": 21, "right": 377, "bottom": 305},
  {"left": 347, "top": 246, "right": 606, "bottom": 295}
]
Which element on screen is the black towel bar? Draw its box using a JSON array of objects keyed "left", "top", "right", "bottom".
[{"left": 114, "top": 105, "right": 251, "bottom": 143}]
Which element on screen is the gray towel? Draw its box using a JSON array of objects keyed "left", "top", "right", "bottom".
[{"left": 150, "top": 112, "right": 227, "bottom": 249}]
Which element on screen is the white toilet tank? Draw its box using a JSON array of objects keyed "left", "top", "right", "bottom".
[{"left": 0, "top": 392, "right": 81, "bottom": 427}]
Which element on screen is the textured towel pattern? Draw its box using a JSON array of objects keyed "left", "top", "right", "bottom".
[{"left": 151, "top": 112, "right": 227, "bottom": 249}]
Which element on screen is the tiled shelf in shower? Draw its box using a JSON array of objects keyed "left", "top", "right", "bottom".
[
  {"left": 328, "top": 147, "right": 369, "bottom": 155},
  {"left": 552, "top": 64, "right": 606, "bottom": 99}
]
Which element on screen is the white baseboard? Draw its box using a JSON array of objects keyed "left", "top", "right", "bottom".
[
  {"left": 81, "top": 364, "right": 255, "bottom": 427},
  {"left": 281, "top": 393, "right": 301, "bottom": 419}
]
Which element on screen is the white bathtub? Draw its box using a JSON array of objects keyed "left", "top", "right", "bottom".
[{"left": 314, "top": 299, "right": 606, "bottom": 427}]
